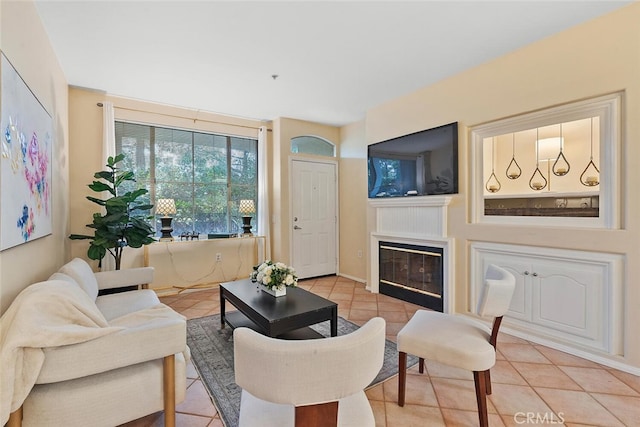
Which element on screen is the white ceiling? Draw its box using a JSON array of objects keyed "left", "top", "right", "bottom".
[{"left": 34, "top": 1, "right": 633, "bottom": 127}]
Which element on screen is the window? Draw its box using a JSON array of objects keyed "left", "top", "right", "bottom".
[
  {"left": 115, "top": 122, "right": 258, "bottom": 236},
  {"left": 291, "top": 135, "right": 335, "bottom": 157}
]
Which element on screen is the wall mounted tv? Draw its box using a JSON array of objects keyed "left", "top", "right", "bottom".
[{"left": 368, "top": 122, "right": 458, "bottom": 198}]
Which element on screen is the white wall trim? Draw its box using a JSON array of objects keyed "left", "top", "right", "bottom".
[{"left": 470, "top": 92, "right": 622, "bottom": 229}]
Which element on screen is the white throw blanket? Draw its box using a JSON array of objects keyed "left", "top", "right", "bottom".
[{"left": 0, "top": 280, "right": 123, "bottom": 424}]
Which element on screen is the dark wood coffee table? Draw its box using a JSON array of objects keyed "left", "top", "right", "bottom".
[{"left": 219, "top": 278, "right": 338, "bottom": 339}]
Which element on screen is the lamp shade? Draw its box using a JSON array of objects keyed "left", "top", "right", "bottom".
[
  {"left": 239, "top": 199, "right": 255, "bottom": 215},
  {"left": 537, "top": 137, "right": 564, "bottom": 160},
  {"left": 156, "top": 198, "right": 177, "bottom": 216}
]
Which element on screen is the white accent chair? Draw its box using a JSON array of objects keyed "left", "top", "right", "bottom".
[
  {"left": 397, "top": 264, "right": 516, "bottom": 427},
  {"left": 234, "top": 317, "right": 386, "bottom": 427},
  {"left": 5, "top": 258, "right": 188, "bottom": 427}
]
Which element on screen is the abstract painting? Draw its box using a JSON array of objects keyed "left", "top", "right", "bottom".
[{"left": 1, "top": 52, "right": 52, "bottom": 250}]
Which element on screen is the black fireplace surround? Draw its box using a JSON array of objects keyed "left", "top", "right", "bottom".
[{"left": 379, "top": 241, "right": 443, "bottom": 312}]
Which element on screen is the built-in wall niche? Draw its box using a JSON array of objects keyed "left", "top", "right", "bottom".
[{"left": 471, "top": 93, "right": 621, "bottom": 229}]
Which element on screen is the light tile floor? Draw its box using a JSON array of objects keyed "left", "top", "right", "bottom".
[{"left": 124, "top": 276, "right": 640, "bottom": 426}]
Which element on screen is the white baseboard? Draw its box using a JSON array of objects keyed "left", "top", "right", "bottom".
[
  {"left": 500, "top": 326, "right": 640, "bottom": 376},
  {"left": 337, "top": 272, "right": 366, "bottom": 284}
]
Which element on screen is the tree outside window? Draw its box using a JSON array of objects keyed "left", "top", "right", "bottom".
[{"left": 115, "top": 122, "right": 258, "bottom": 237}]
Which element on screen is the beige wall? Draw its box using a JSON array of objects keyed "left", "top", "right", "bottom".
[
  {"left": 338, "top": 120, "right": 367, "bottom": 281},
  {"left": 270, "top": 117, "right": 340, "bottom": 265},
  {"left": 0, "top": 1, "right": 69, "bottom": 314},
  {"left": 364, "top": 3, "right": 640, "bottom": 367}
]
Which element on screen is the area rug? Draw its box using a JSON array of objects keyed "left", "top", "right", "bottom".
[{"left": 186, "top": 314, "right": 418, "bottom": 427}]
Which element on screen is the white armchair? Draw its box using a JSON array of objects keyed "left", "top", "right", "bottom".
[
  {"left": 3, "top": 258, "right": 188, "bottom": 427},
  {"left": 233, "top": 317, "right": 386, "bottom": 427},
  {"left": 397, "top": 264, "right": 516, "bottom": 427}
]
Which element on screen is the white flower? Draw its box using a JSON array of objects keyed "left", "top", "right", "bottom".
[{"left": 252, "top": 260, "right": 298, "bottom": 290}]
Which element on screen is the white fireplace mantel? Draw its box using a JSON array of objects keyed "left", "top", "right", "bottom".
[
  {"left": 368, "top": 195, "right": 452, "bottom": 209},
  {"left": 368, "top": 195, "right": 451, "bottom": 239}
]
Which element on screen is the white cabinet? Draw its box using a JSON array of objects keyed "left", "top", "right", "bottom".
[{"left": 471, "top": 243, "right": 623, "bottom": 354}]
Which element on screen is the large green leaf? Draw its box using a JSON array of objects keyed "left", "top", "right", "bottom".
[
  {"left": 88, "top": 181, "right": 114, "bottom": 193},
  {"left": 131, "top": 204, "right": 154, "bottom": 212},
  {"left": 94, "top": 171, "right": 114, "bottom": 181},
  {"left": 86, "top": 196, "right": 107, "bottom": 206},
  {"left": 87, "top": 244, "right": 106, "bottom": 261},
  {"left": 69, "top": 234, "right": 93, "bottom": 240}
]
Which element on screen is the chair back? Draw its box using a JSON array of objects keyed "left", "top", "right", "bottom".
[
  {"left": 234, "top": 317, "right": 386, "bottom": 406},
  {"left": 477, "top": 264, "right": 516, "bottom": 318}
]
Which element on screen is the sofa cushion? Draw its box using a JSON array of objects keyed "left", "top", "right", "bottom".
[
  {"left": 37, "top": 304, "right": 186, "bottom": 384},
  {"left": 48, "top": 272, "right": 81, "bottom": 288},
  {"left": 96, "top": 289, "right": 161, "bottom": 321},
  {"left": 58, "top": 258, "right": 99, "bottom": 301}
]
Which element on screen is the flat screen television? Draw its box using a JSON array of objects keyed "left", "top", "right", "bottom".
[{"left": 367, "top": 122, "right": 458, "bottom": 198}]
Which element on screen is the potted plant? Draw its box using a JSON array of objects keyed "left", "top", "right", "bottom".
[
  {"left": 250, "top": 260, "right": 298, "bottom": 297},
  {"left": 69, "top": 153, "right": 155, "bottom": 270}
]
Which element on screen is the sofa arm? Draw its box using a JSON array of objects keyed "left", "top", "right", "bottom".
[
  {"left": 37, "top": 305, "right": 185, "bottom": 384},
  {"left": 94, "top": 267, "right": 154, "bottom": 291}
]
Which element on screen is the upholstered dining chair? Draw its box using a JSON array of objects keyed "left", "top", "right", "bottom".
[
  {"left": 397, "top": 264, "right": 516, "bottom": 427},
  {"left": 233, "top": 317, "right": 386, "bottom": 427}
]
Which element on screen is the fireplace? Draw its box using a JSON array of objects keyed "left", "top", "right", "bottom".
[
  {"left": 368, "top": 195, "right": 453, "bottom": 313},
  {"left": 379, "top": 241, "right": 443, "bottom": 311}
]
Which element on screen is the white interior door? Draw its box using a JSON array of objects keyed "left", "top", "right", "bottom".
[{"left": 291, "top": 159, "right": 337, "bottom": 279}]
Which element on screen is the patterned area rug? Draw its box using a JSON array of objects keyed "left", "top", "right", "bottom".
[{"left": 187, "top": 314, "right": 418, "bottom": 427}]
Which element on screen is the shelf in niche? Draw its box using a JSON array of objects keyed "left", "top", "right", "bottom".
[
  {"left": 485, "top": 194, "right": 599, "bottom": 217},
  {"left": 485, "top": 207, "right": 598, "bottom": 217},
  {"left": 484, "top": 190, "right": 599, "bottom": 199}
]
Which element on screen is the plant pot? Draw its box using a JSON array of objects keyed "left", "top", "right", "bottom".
[{"left": 261, "top": 284, "right": 286, "bottom": 297}]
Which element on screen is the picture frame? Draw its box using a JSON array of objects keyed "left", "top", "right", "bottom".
[{"left": 1, "top": 51, "right": 53, "bottom": 250}]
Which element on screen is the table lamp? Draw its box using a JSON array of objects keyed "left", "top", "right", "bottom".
[
  {"left": 156, "top": 198, "right": 177, "bottom": 241},
  {"left": 239, "top": 200, "right": 255, "bottom": 235}
]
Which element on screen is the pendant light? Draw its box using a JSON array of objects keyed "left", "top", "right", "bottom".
[
  {"left": 485, "top": 137, "right": 501, "bottom": 193},
  {"left": 529, "top": 129, "right": 547, "bottom": 191},
  {"left": 580, "top": 117, "right": 600, "bottom": 186},
  {"left": 505, "top": 133, "right": 522, "bottom": 180},
  {"left": 552, "top": 123, "right": 570, "bottom": 176}
]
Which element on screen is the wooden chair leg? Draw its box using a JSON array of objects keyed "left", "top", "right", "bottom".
[
  {"left": 295, "top": 401, "right": 338, "bottom": 427},
  {"left": 419, "top": 357, "right": 425, "bottom": 374},
  {"left": 163, "top": 354, "right": 176, "bottom": 427},
  {"left": 7, "top": 406, "right": 23, "bottom": 427},
  {"left": 473, "top": 370, "right": 489, "bottom": 427},
  {"left": 485, "top": 369, "right": 492, "bottom": 395},
  {"left": 398, "top": 351, "right": 407, "bottom": 407}
]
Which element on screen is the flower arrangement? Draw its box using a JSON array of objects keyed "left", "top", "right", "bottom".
[{"left": 250, "top": 260, "right": 298, "bottom": 290}]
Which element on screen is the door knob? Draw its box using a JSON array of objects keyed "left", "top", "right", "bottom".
[{"left": 294, "top": 225, "right": 302, "bottom": 230}]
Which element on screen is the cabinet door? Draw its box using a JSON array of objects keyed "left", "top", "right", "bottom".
[
  {"left": 471, "top": 242, "right": 622, "bottom": 354},
  {"left": 532, "top": 260, "right": 605, "bottom": 347},
  {"left": 479, "top": 253, "right": 530, "bottom": 321}
]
